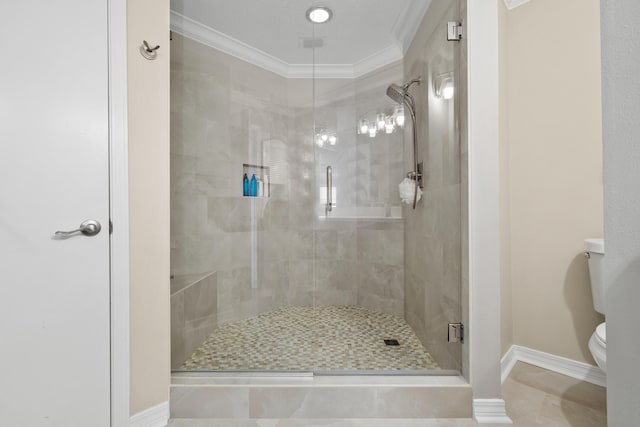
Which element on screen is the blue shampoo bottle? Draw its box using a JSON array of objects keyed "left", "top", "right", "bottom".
[
  {"left": 249, "top": 174, "right": 257, "bottom": 197},
  {"left": 243, "top": 173, "right": 249, "bottom": 196}
]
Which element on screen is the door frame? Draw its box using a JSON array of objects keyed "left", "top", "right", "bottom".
[
  {"left": 108, "top": 0, "right": 130, "bottom": 425},
  {"left": 113, "top": 0, "right": 507, "bottom": 423}
]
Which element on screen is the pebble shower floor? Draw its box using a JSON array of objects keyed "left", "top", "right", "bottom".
[{"left": 180, "top": 305, "right": 440, "bottom": 371}]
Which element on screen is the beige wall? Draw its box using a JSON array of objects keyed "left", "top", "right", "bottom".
[
  {"left": 128, "top": 0, "right": 171, "bottom": 415},
  {"left": 501, "top": 0, "right": 604, "bottom": 363}
]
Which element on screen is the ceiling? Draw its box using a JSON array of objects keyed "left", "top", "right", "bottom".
[{"left": 170, "top": 0, "right": 433, "bottom": 78}]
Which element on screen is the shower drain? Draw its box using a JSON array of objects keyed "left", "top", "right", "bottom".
[{"left": 384, "top": 339, "right": 400, "bottom": 346}]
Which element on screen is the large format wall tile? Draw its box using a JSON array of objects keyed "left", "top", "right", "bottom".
[
  {"left": 171, "top": 387, "right": 249, "bottom": 419},
  {"left": 402, "top": 0, "right": 465, "bottom": 370},
  {"left": 171, "top": 292, "right": 185, "bottom": 370},
  {"left": 169, "top": 383, "right": 471, "bottom": 419},
  {"left": 171, "top": 272, "right": 218, "bottom": 368},
  {"left": 184, "top": 273, "right": 217, "bottom": 323},
  {"left": 249, "top": 388, "right": 378, "bottom": 419}
]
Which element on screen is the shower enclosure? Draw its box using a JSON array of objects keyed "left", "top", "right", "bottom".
[{"left": 170, "top": 0, "right": 465, "bottom": 375}]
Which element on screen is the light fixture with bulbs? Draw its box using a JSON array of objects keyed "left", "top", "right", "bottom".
[
  {"left": 394, "top": 104, "right": 405, "bottom": 127},
  {"left": 434, "top": 72, "right": 455, "bottom": 100},
  {"left": 315, "top": 128, "right": 338, "bottom": 147},
  {"left": 376, "top": 113, "right": 386, "bottom": 131},
  {"left": 357, "top": 105, "right": 405, "bottom": 138},
  {"left": 306, "top": 6, "right": 333, "bottom": 24},
  {"left": 384, "top": 116, "right": 395, "bottom": 134},
  {"left": 359, "top": 119, "right": 369, "bottom": 135}
]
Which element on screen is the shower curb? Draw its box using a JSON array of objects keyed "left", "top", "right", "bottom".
[{"left": 170, "top": 374, "right": 472, "bottom": 419}]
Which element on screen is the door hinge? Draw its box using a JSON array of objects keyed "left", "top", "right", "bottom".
[
  {"left": 447, "top": 21, "right": 463, "bottom": 41},
  {"left": 448, "top": 323, "right": 464, "bottom": 343},
  {"left": 109, "top": 220, "right": 113, "bottom": 235}
]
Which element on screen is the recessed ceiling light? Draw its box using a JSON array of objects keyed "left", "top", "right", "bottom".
[{"left": 306, "top": 6, "right": 333, "bottom": 24}]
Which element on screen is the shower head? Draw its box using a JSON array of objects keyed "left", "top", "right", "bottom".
[
  {"left": 386, "top": 77, "right": 421, "bottom": 118},
  {"left": 386, "top": 83, "right": 407, "bottom": 104}
]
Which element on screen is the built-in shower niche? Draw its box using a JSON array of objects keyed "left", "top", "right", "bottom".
[{"left": 242, "top": 164, "right": 270, "bottom": 198}]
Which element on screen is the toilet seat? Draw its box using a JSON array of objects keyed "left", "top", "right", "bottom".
[{"left": 589, "top": 322, "right": 606, "bottom": 373}]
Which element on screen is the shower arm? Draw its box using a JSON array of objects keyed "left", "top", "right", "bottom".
[{"left": 403, "top": 78, "right": 422, "bottom": 91}]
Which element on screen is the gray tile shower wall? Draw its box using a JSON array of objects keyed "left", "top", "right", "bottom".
[
  {"left": 402, "top": 0, "right": 465, "bottom": 371},
  {"left": 170, "top": 33, "right": 407, "bottom": 349},
  {"left": 171, "top": 34, "right": 298, "bottom": 330},
  {"left": 171, "top": 272, "right": 218, "bottom": 370}
]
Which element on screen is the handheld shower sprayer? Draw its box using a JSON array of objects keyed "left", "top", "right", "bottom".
[{"left": 386, "top": 77, "right": 422, "bottom": 209}]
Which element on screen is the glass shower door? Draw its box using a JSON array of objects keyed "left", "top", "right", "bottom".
[
  {"left": 309, "top": 36, "right": 434, "bottom": 373},
  {"left": 169, "top": 0, "right": 466, "bottom": 375},
  {"left": 169, "top": 0, "right": 318, "bottom": 373},
  {"left": 403, "top": 0, "right": 464, "bottom": 372},
  {"left": 308, "top": 0, "right": 466, "bottom": 373}
]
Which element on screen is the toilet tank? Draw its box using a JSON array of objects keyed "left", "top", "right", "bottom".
[{"left": 585, "top": 238, "right": 605, "bottom": 314}]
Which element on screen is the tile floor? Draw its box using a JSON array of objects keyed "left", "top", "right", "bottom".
[
  {"left": 168, "top": 362, "right": 607, "bottom": 426},
  {"left": 503, "top": 362, "right": 606, "bottom": 426},
  {"left": 179, "top": 305, "right": 439, "bottom": 371}
]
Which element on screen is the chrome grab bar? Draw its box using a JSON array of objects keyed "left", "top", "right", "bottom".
[{"left": 326, "top": 165, "right": 332, "bottom": 215}]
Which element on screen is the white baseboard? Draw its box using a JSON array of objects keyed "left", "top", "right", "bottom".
[
  {"left": 500, "top": 344, "right": 519, "bottom": 384},
  {"left": 501, "top": 345, "right": 606, "bottom": 387},
  {"left": 503, "top": 0, "right": 532, "bottom": 10},
  {"left": 473, "top": 399, "right": 513, "bottom": 424},
  {"left": 130, "top": 401, "right": 169, "bottom": 427}
]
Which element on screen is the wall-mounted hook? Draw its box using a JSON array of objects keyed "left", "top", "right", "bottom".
[{"left": 140, "top": 40, "right": 160, "bottom": 60}]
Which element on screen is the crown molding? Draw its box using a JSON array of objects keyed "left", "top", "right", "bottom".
[
  {"left": 287, "top": 63, "right": 352, "bottom": 79},
  {"left": 353, "top": 44, "right": 403, "bottom": 78},
  {"left": 171, "top": 11, "right": 403, "bottom": 79},
  {"left": 170, "top": 11, "right": 290, "bottom": 77},
  {"left": 503, "top": 0, "right": 532, "bottom": 10},
  {"left": 392, "top": 0, "right": 433, "bottom": 53},
  {"left": 299, "top": 61, "right": 403, "bottom": 109}
]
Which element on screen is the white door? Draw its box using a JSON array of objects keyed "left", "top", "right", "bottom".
[{"left": 0, "top": 1, "right": 111, "bottom": 426}]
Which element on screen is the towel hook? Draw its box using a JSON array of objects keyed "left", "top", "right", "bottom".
[{"left": 140, "top": 40, "right": 160, "bottom": 60}]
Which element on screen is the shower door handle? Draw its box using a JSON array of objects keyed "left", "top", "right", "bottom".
[{"left": 326, "top": 165, "right": 332, "bottom": 215}]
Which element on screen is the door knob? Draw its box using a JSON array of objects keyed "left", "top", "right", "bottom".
[{"left": 55, "top": 219, "right": 102, "bottom": 237}]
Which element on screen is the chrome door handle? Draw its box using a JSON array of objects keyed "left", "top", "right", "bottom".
[
  {"left": 326, "top": 165, "right": 332, "bottom": 214},
  {"left": 55, "top": 219, "right": 102, "bottom": 237}
]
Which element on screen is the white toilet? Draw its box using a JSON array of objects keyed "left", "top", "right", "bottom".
[{"left": 585, "top": 238, "right": 606, "bottom": 372}]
